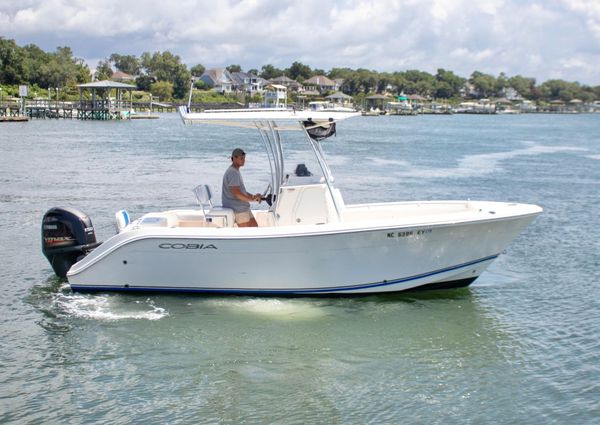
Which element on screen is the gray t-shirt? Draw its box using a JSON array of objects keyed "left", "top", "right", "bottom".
[{"left": 222, "top": 165, "right": 250, "bottom": 212}]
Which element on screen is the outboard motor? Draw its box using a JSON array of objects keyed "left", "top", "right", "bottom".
[
  {"left": 294, "top": 163, "right": 312, "bottom": 177},
  {"left": 42, "top": 207, "right": 101, "bottom": 278}
]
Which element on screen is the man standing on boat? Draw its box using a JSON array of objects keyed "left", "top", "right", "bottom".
[{"left": 222, "top": 148, "right": 262, "bottom": 227}]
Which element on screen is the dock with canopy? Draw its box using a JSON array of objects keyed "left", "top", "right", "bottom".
[{"left": 77, "top": 81, "right": 136, "bottom": 120}]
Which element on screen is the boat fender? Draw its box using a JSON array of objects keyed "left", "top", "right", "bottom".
[{"left": 115, "top": 209, "right": 130, "bottom": 233}]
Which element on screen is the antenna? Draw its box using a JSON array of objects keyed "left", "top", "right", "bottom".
[{"left": 187, "top": 78, "right": 194, "bottom": 112}]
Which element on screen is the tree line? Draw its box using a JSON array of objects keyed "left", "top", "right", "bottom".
[{"left": 1, "top": 37, "right": 599, "bottom": 103}]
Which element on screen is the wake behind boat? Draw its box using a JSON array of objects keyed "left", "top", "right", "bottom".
[{"left": 42, "top": 107, "right": 542, "bottom": 295}]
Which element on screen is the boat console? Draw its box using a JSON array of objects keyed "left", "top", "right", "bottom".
[{"left": 274, "top": 183, "right": 343, "bottom": 226}]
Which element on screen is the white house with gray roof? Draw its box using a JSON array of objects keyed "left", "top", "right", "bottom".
[
  {"left": 303, "top": 75, "right": 338, "bottom": 93},
  {"left": 230, "top": 72, "right": 266, "bottom": 94},
  {"left": 200, "top": 68, "right": 234, "bottom": 93},
  {"left": 269, "top": 76, "right": 303, "bottom": 92}
]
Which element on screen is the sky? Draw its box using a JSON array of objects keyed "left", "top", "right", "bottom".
[{"left": 1, "top": 0, "right": 599, "bottom": 85}]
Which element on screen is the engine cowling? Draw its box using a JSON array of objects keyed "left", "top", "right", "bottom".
[{"left": 42, "top": 207, "right": 101, "bottom": 278}]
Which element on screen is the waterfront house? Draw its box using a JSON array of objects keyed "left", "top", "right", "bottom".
[
  {"left": 500, "top": 87, "right": 523, "bottom": 101},
  {"left": 303, "top": 75, "right": 338, "bottom": 93},
  {"left": 334, "top": 78, "right": 346, "bottom": 92},
  {"left": 111, "top": 71, "right": 136, "bottom": 83},
  {"left": 264, "top": 84, "right": 287, "bottom": 108},
  {"left": 269, "top": 76, "right": 303, "bottom": 92},
  {"left": 517, "top": 100, "right": 537, "bottom": 113},
  {"left": 200, "top": 68, "right": 234, "bottom": 93},
  {"left": 460, "top": 82, "right": 482, "bottom": 99},
  {"left": 231, "top": 72, "right": 266, "bottom": 94}
]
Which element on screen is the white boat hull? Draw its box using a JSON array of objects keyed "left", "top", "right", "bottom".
[
  {"left": 45, "top": 111, "right": 542, "bottom": 296},
  {"left": 67, "top": 201, "right": 540, "bottom": 295}
]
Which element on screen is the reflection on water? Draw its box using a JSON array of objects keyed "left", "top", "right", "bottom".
[{"left": 24, "top": 276, "right": 524, "bottom": 423}]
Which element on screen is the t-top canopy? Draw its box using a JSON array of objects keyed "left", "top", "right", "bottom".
[{"left": 178, "top": 106, "right": 360, "bottom": 130}]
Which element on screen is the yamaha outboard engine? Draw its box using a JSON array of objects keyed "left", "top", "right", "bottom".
[{"left": 42, "top": 207, "right": 101, "bottom": 278}]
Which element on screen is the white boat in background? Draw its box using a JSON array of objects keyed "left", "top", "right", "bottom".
[
  {"left": 308, "top": 101, "right": 356, "bottom": 113},
  {"left": 496, "top": 108, "right": 521, "bottom": 115},
  {"left": 42, "top": 107, "right": 542, "bottom": 295}
]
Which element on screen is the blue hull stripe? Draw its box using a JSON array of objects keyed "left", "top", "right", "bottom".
[{"left": 70, "top": 254, "right": 499, "bottom": 295}]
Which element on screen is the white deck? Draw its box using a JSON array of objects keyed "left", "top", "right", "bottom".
[{"left": 124, "top": 200, "right": 541, "bottom": 237}]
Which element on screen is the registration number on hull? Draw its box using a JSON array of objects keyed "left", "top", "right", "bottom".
[{"left": 387, "top": 228, "right": 433, "bottom": 238}]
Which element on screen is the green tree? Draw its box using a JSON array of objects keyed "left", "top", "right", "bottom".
[
  {"left": 0, "top": 37, "right": 26, "bottom": 84},
  {"left": 21, "top": 43, "right": 48, "bottom": 84},
  {"left": 193, "top": 79, "right": 207, "bottom": 89},
  {"left": 495, "top": 72, "right": 509, "bottom": 95},
  {"left": 397, "top": 70, "right": 435, "bottom": 95},
  {"left": 226, "top": 64, "right": 242, "bottom": 73},
  {"left": 190, "top": 64, "right": 206, "bottom": 77},
  {"left": 537, "top": 79, "right": 586, "bottom": 102},
  {"left": 150, "top": 80, "right": 174, "bottom": 101},
  {"left": 469, "top": 71, "right": 497, "bottom": 98},
  {"left": 579, "top": 86, "right": 596, "bottom": 103},
  {"left": 260, "top": 64, "right": 283, "bottom": 80},
  {"left": 109, "top": 54, "right": 140, "bottom": 75},
  {"left": 135, "top": 75, "right": 155, "bottom": 91},
  {"left": 286, "top": 61, "right": 312, "bottom": 80},
  {"left": 392, "top": 73, "right": 409, "bottom": 95},
  {"left": 329, "top": 67, "right": 357, "bottom": 93},
  {"left": 434, "top": 81, "right": 453, "bottom": 98},
  {"left": 376, "top": 72, "right": 393, "bottom": 93},
  {"left": 508, "top": 75, "right": 536, "bottom": 99},
  {"left": 25, "top": 46, "right": 90, "bottom": 89},
  {"left": 95, "top": 59, "right": 113, "bottom": 81},
  {"left": 140, "top": 50, "right": 191, "bottom": 99},
  {"left": 328, "top": 67, "right": 355, "bottom": 80},
  {"left": 434, "top": 68, "right": 465, "bottom": 98},
  {"left": 353, "top": 68, "right": 377, "bottom": 94}
]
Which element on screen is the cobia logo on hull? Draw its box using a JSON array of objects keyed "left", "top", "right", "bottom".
[{"left": 159, "top": 243, "right": 217, "bottom": 250}]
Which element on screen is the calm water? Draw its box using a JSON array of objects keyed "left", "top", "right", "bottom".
[{"left": 0, "top": 113, "right": 599, "bottom": 424}]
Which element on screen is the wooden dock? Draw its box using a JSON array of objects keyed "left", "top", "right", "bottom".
[
  {"left": 0, "top": 100, "right": 244, "bottom": 121},
  {"left": 130, "top": 114, "right": 159, "bottom": 120}
]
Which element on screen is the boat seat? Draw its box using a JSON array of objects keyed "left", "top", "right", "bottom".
[
  {"left": 193, "top": 184, "right": 213, "bottom": 216},
  {"left": 167, "top": 209, "right": 219, "bottom": 228},
  {"left": 138, "top": 212, "right": 179, "bottom": 228},
  {"left": 205, "top": 207, "right": 235, "bottom": 227},
  {"left": 192, "top": 184, "right": 235, "bottom": 227}
]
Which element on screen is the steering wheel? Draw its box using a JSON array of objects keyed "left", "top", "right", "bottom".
[{"left": 261, "top": 184, "right": 276, "bottom": 206}]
